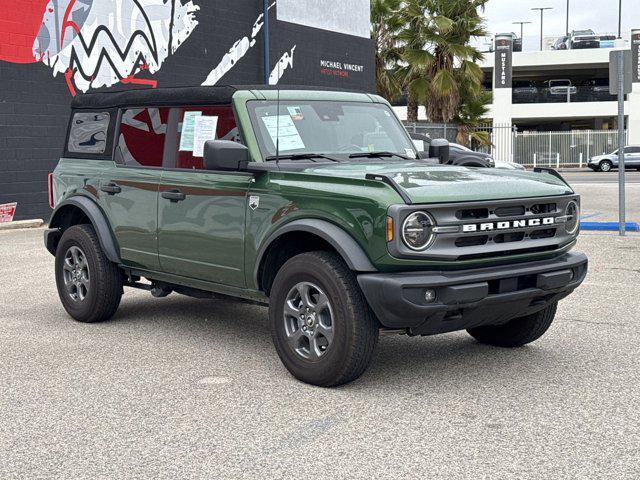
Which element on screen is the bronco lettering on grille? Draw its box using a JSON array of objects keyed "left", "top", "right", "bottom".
[{"left": 462, "top": 217, "right": 555, "bottom": 232}]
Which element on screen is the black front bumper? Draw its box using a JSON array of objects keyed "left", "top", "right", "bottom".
[{"left": 358, "top": 252, "right": 588, "bottom": 336}]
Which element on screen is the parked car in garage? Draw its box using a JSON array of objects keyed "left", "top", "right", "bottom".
[
  {"left": 588, "top": 146, "right": 640, "bottom": 171},
  {"left": 513, "top": 81, "right": 540, "bottom": 103},
  {"left": 547, "top": 79, "right": 577, "bottom": 102},
  {"left": 552, "top": 36, "right": 569, "bottom": 50},
  {"left": 568, "top": 30, "right": 599, "bottom": 49},
  {"left": 589, "top": 79, "right": 615, "bottom": 101},
  {"left": 599, "top": 35, "right": 616, "bottom": 48}
]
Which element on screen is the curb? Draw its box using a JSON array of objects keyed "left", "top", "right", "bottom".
[
  {"left": 580, "top": 221, "right": 640, "bottom": 232},
  {"left": 0, "top": 219, "right": 45, "bottom": 231}
]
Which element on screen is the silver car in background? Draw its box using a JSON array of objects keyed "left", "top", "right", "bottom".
[{"left": 588, "top": 146, "right": 640, "bottom": 172}]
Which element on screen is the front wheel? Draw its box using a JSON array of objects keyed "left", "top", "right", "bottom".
[
  {"left": 55, "top": 224, "right": 123, "bottom": 323},
  {"left": 467, "top": 302, "right": 557, "bottom": 348},
  {"left": 599, "top": 160, "right": 613, "bottom": 172},
  {"left": 269, "top": 251, "right": 379, "bottom": 387}
]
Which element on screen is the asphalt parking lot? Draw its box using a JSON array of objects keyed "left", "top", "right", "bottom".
[
  {"left": 1, "top": 224, "right": 639, "bottom": 479},
  {"left": 564, "top": 171, "right": 640, "bottom": 224}
]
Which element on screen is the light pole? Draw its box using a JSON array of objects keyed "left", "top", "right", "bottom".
[
  {"left": 617, "top": 0, "right": 622, "bottom": 38},
  {"left": 531, "top": 7, "right": 554, "bottom": 51},
  {"left": 513, "top": 21, "right": 532, "bottom": 43},
  {"left": 566, "top": 0, "right": 570, "bottom": 36}
]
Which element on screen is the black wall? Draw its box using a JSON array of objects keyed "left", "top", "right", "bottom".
[{"left": 0, "top": 1, "right": 374, "bottom": 221}]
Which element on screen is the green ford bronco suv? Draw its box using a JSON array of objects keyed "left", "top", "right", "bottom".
[{"left": 45, "top": 86, "right": 587, "bottom": 386}]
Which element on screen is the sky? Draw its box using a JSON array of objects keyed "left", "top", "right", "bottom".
[{"left": 478, "top": 0, "right": 634, "bottom": 51}]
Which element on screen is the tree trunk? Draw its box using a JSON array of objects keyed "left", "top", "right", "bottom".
[{"left": 407, "top": 95, "right": 418, "bottom": 123}]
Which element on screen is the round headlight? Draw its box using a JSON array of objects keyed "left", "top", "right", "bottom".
[
  {"left": 565, "top": 201, "right": 579, "bottom": 234},
  {"left": 402, "top": 212, "right": 436, "bottom": 251}
]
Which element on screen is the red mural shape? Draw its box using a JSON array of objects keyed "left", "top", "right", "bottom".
[{"left": 0, "top": 0, "right": 50, "bottom": 63}]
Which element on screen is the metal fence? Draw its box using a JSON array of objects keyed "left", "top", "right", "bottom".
[
  {"left": 403, "top": 123, "right": 459, "bottom": 144},
  {"left": 513, "top": 130, "right": 626, "bottom": 168},
  {"left": 404, "top": 122, "right": 626, "bottom": 168}
]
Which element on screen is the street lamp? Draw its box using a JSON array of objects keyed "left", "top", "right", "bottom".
[
  {"left": 566, "top": 0, "right": 570, "bottom": 36},
  {"left": 513, "top": 21, "right": 532, "bottom": 43},
  {"left": 531, "top": 7, "right": 554, "bottom": 51},
  {"left": 618, "top": 0, "right": 622, "bottom": 39}
]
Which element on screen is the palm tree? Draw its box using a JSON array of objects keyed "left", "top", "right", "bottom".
[
  {"left": 371, "top": 0, "right": 403, "bottom": 102},
  {"left": 397, "top": 0, "right": 488, "bottom": 123},
  {"left": 455, "top": 89, "right": 492, "bottom": 147}
]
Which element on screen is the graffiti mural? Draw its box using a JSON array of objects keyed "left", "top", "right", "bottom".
[
  {"left": 1, "top": 0, "right": 199, "bottom": 95},
  {"left": 202, "top": 2, "right": 276, "bottom": 86},
  {"left": 0, "top": 1, "right": 374, "bottom": 96}
]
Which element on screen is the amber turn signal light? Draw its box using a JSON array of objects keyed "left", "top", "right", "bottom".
[{"left": 386, "top": 216, "right": 394, "bottom": 242}]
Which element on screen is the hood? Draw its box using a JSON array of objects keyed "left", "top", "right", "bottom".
[{"left": 300, "top": 162, "right": 573, "bottom": 204}]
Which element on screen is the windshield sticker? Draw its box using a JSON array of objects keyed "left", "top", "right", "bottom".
[
  {"left": 412, "top": 140, "right": 425, "bottom": 152},
  {"left": 287, "top": 106, "right": 304, "bottom": 121},
  {"left": 261, "top": 115, "right": 306, "bottom": 151},
  {"left": 179, "top": 111, "right": 202, "bottom": 151},
  {"left": 405, "top": 148, "right": 417, "bottom": 159},
  {"left": 193, "top": 116, "right": 219, "bottom": 157}
]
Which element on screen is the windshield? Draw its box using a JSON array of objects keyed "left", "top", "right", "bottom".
[{"left": 247, "top": 101, "right": 417, "bottom": 160}]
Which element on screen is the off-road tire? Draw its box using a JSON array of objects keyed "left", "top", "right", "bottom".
[
  {"left": 55, "top": 224, "right": 123, "bottom": 323},
  {"left": 599, "top": 160, "right": 612, "bottom": 172},
  {"left": 269, "top": 251, "right": 379, "bottom": 387},
  {"left": 467, "top": 302, "right": 557, "bottom": 348}
]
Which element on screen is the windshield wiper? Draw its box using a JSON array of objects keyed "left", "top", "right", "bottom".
[
  {"left": 349, "top": 151, "right": 409, "bottom": 160},
  {"left": 265, "top": 153, "right": 339, "bottom": 163}
]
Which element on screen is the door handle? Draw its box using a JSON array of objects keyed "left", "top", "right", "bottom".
[
  {"left": 161, "top": 190, "right": 186, "bottom": 202},
  {"left": 100, "top": 183, "right": 121, "bottom": 195}
]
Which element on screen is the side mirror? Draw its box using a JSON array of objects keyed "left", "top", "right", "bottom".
[
  {"left": 203, "top": 140, "right": 249, "bottom": 171},
  {"left": 429, "top": 138, "right": 450, "bottom": 164}
]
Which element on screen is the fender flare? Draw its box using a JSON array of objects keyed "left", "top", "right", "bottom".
[
  {"left": 48, "top": 196, "right": 121, "bottom": 264},
  {"left": 254, "top": 218, "right": 377, "bottom": 286}
]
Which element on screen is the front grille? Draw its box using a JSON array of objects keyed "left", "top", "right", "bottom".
[
  {"left": 494, "top": 206, "right": 525, "bottom": 217},
  {"left": 456, "top": 208, "right": 488, "bottom": 220},
  {"left": 531, "top": 203, "right": 557, "bottom": 215},
  {"left": 457, "top": 245, "right": 560, "bottom": 261},
  {"left": 388, "top": 194, "right": 579, "bottom": 261},
  {"left": 455, "top": 235, "right": 488, "bottom": 247},
  {"left": 530, "top": 228, "right": 556, "bottom": 240},
  {"left": 493, "top": 232, "right": 525, "bottom": 244}
]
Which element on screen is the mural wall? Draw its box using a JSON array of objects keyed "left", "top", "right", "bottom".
[{"left": 0, "top": 0, "right": 374, "bottom": 220}]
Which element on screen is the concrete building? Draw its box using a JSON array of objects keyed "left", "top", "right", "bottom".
[{"left": 395, "top": 32, "right": 640, "bottom": 165}]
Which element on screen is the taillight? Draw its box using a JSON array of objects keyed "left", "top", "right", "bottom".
[{"left": 48, "top": 173, "right": 54, "bottom": 208}]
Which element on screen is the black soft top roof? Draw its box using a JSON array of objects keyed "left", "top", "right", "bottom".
[{"left": 71, "top": 85, "right": 359, "bottom": 110}]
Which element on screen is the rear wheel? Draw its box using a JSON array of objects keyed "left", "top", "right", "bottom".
[
  {"left": 55, "top": 224, "right": 123, "bottom": 323},
  {"left": 269, "top": 251, "right": 379, "bottom": 387},
  {"left": 467, "top": 302, "right": 557, "bottom": 348},
  {"left": 599, "top": 160, "right": 612, "bottom": 172}
]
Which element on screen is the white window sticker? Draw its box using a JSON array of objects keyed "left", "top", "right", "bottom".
[
  {"left": 287, "top": 106, "right": 304, "bottom": 121},
  {"left": 179, "top": 111, "right": 202, "bottom": 151},
  {"left": 261, "top": 115, "right": 306, "bottom": 151},
  {"left": 193, "top": 116, "right": 219, "bottom": 157}
]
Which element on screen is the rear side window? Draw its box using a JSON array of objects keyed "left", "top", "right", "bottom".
[
  {"left": 173, "top": 105, "right": 239, "bottom": 170},
  {"left": 117, "top": 108, "right": 170, "bottom": 167},
  {"left": 67, "top": 112, "right": 111, "bottom": 154}
]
